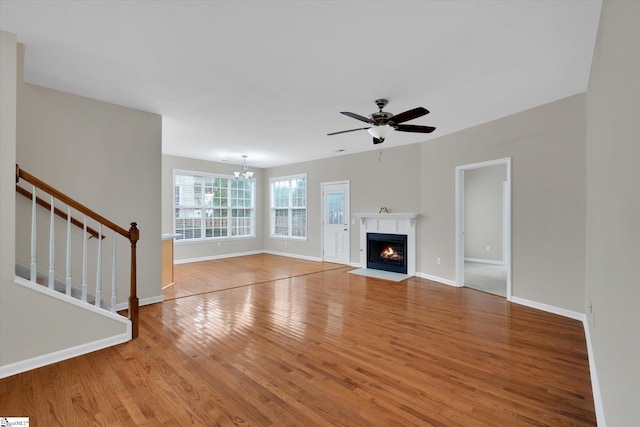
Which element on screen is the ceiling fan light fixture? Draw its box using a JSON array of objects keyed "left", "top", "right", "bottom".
[{"left": 367, "top": 125, "right": 395, "bottom": 139}]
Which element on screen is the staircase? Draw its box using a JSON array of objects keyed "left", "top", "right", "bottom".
[{"left": 14, "top": 164, "right": 140, "bottom": 337}]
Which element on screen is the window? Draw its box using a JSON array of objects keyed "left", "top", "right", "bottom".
[
  {"left": 270, "top": 174, "right": 307, "bottom": 239},
  {"left": 174, "top": 171, "right": 254, "bottom": 241}
]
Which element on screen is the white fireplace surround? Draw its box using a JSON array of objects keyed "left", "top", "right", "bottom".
[{"left": 355, "top": 213, "right": 418, "bottom": 276}]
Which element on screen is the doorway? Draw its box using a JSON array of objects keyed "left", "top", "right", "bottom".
[
  {"left": 321, "top": 181, "right": 350, "bottom": 265},
  {"left": 455, "top": 158, "right": 511, "bottom": 299}
]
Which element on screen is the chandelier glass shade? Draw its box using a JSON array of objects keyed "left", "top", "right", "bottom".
[{"left": 235, "top": 155, "right": 254, "bottom": 180}]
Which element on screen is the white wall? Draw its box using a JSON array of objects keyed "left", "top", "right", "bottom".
[
  {"left": 585, "top": 1, "right": 640, "bottom": 424},
  {"left": 464, "top": 165, "right": 506, "bottom": 262}
]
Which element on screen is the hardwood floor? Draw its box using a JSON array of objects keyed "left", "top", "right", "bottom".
[
  {"left": 1, "top": 256, "right": 596, "bottom": 426},
  {"left": 164, "top": 254, "right": 344, "bottom": 300}
]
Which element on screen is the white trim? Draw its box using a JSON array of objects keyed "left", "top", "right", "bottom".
[
  {"left": 510, "top": 296, "right": 584, "bottom": 321},
  {"left": 464, "top": 257, "right": 506, "bottom": 265},
  {"left": 0, "top": 330, "right": 130, "bottom": 379},
  {"left": 262, "top": 250, "right": 322, "bottom": 262},
  {"left": 354, "top": 213, "right": 418, "bottom": 276},
  {"left": 349, "top": 262, "right": 361, "bottom": 268},
  {"left": 321, "top": 180, "right": 350, "bottom": 265},
  {"left": 174, "top": 250, "right": 264, "bottom": 265},
  {"left": 583, "top": 318, "right": 606, "bottom": 426},
  {"left": 456, "top": 157, "right": 512, "bottom": 300},
  {"left": 173, "top": 168, "right": 256, "bottom": 241},
  {"left": 13, "top": 276, "right": 130, "bottom": 324},
  {"left": 115, "top": 294, "right": 164, "bottom": 311},
  {"left": 415, "top": 272, "right": 459, "bottom": 287},
  {"left": 175, "top": 250, "right": 323, "bottom": 265}
]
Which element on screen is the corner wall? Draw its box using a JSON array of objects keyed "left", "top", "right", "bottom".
[{"left": 585, "top": 1, "right": 640, "bottom": 424}]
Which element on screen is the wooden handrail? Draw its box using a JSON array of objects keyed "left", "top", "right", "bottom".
[
  {"left": 16, "top": 166, "right": 130, "bottom": 238},
  {"left": 16, "top": 164, "right": 139, "bottom": 339},
  {"left": 16, "top": 185, "right": 105, "bottom": 240}
]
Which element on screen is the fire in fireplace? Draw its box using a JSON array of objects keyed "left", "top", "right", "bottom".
[{"left": 367, "top": 233, "right": 407, "bottom": 274}]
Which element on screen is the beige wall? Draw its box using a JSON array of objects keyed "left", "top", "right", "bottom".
[
  {"left": 586, "top": 1, "right": 640, "bottom": 424},
  {"left": 263, "top": 144, "right": 422, "bottom": 261},
  {"left": 162, "top": 154, "right": 265, "bottom": 262},
  {"left": 15, "top": 72, "right": 162, "bottom": 305},
  {"left": 164, "top": 95, "right": 587, "bottom": 315},
  {"left": 464, "top": 165, "right": 506, "bottom": 262},
  {"left": 1, "top": 34, "right": 131, "bottom": 369},
  {"left": 420, "top": 94, "right": 586, "bottom": 312}
]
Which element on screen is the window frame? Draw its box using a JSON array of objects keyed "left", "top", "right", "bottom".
[
  {"left": 173, "top": 169, "right": 256, "bottom": 242},
  {"left": 269, "top": 174, "right": 307, "bottom": 240}
]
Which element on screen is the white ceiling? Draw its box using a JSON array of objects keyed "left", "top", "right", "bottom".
[{"left": 1, "top": 1, "right": 602, "bottom": 168}]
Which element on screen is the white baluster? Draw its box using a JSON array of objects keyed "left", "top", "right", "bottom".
[
  {"left": 48, "top": 195, "right": 55, "bottom": 289},
  {"left": 65, "top": 205, "right": 72, "bottom": 296},
  {"left": 81, "top": 215, "right": 88, "bottom": 302},
  {"left": 95, "top": 224, "right": 102, "bottom": 308},
  {"left": 30, "top": 185, "right": 37, "bottom": 282},
  {"left": 111, "top": 233, "right": 117, "bottom": 313}
]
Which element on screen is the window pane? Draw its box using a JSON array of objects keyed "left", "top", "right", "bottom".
[
  {"left": 274, "top": 209, "right": 289, "bottom": 236},
  {"left": 326, "top": 193, "right": 344, "bottom": 225},
  {"left": 292, "top": 178, "right": 306, "bottom": 208},
  {"left": 175, "top": 207, "right": 202, "bottom": 239},
  {"left": 273, "top": 181, "right": 290, "bottom": 208},
  {"left": 205, "top": 208, "right": 227, "bottom": 237},
  {"left": 231, "top": 208, "right": 253, "bottom": 236},
  {"left": 291, "top": 208, "right": 306, "bottom": 237}
]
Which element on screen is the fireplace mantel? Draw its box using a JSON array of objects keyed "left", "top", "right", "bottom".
[
  {"left": 354, "top": 212, "right": 418, "bottom": 226},
  {"left": 355, "top": 213, "right": 418, "bottom": 276}
]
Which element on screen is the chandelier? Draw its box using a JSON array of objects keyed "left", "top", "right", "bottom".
[{"left": 234, "top": 155, "right": 254, "bottom": 180}]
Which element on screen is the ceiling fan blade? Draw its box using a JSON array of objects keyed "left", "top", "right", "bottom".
[
  {"left": 389, "top": 107, "right": 429, "bottom": 124},
  {"left": 340, "top": 112, "right": 372, "bottom": 124},
  {"left": 327, "top": 127, "right": 370, "bottom": 136},
  {"left": 373, "top": 137, "right": 384, "bottom": 145},
  {"left": 395, "top": 124, "right": 436, "bottom": 133}
]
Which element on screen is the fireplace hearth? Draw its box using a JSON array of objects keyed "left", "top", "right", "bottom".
[{"left": 367, "top": 233, "right": 408, "bottom": 274}]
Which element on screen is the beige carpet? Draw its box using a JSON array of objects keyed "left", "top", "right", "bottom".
[{"left": 464, "top": 261, "right": 507, "bottom": 297}]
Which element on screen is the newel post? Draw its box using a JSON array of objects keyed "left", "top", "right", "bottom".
[{"left": 128, "top": 222, "right": 140, "bottom": 338}]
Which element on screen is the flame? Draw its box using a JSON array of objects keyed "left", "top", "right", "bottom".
[{"left": 380, "top": 246, "right": 400, "bottom": 260}]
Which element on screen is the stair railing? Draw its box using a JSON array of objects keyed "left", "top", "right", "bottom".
[{"left": 15, "top": 164, "right": 140, "bottom": 338}]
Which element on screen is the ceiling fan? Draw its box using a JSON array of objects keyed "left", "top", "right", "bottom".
[{"left": 328, "top": 99, "right": 436, "bottom": 144}]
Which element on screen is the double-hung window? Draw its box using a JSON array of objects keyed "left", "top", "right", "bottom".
[
  {"left": 174, "top": 171, "right": 255, "bottom": 241},
  {"left": 270, "top": 174, "right": 307, "bottom": 239}
]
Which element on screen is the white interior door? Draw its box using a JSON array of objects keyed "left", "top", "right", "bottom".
[{"left": 322, "top": 181, "right": 350, "bottom": 265}]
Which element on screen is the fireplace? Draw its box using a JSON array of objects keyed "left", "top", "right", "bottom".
[
  {"left": 355, "top": 212, "right": 417, "bottom": 276},
  {"left": 367, "top": 233, "right": 408, "bottom": 274}
]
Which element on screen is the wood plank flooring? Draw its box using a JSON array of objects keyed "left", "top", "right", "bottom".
[
  {"left": 164, "top": 254, "right": 344, "bottom": 300},
  {"left": 1, "top": 255, "right": 596, "bottom": 426}
]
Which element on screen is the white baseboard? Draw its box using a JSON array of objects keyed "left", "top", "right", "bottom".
[
  {"left": 115, "top": 294, "right": 164, "bottom": 311},
  {"left": 174, "top": 250, "right": 264, "bottom": 265},
  {"left": 415, "top": 272, "right": 459, "bottom": 287},
  {"left": 511, "top": 296, "right": 605, "bottom": 425},
  {"left": 464, "top": 257, "right": 505, "bottom": 265},
  {"left": 510, "top": 296, "right": 585, "bottom": 321},
  {"left": 0, "top": 330, "right": 131, "bottom": 379},
  {"left": 582, "top": 317, "right": 606, "bottom": 426},
  {"left": 349, "top": 262, "right": 361, "bottom": 268},
  {"left": 262, "top": 250, "right": 322, "bottom": 262}
]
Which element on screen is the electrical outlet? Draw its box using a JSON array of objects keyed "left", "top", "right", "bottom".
[
  {"left": 437, "top": 257, "right": 441, "bottom": 265},
  {"left": 485, "top": 245, "right": 491, "bottom": 252}
]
